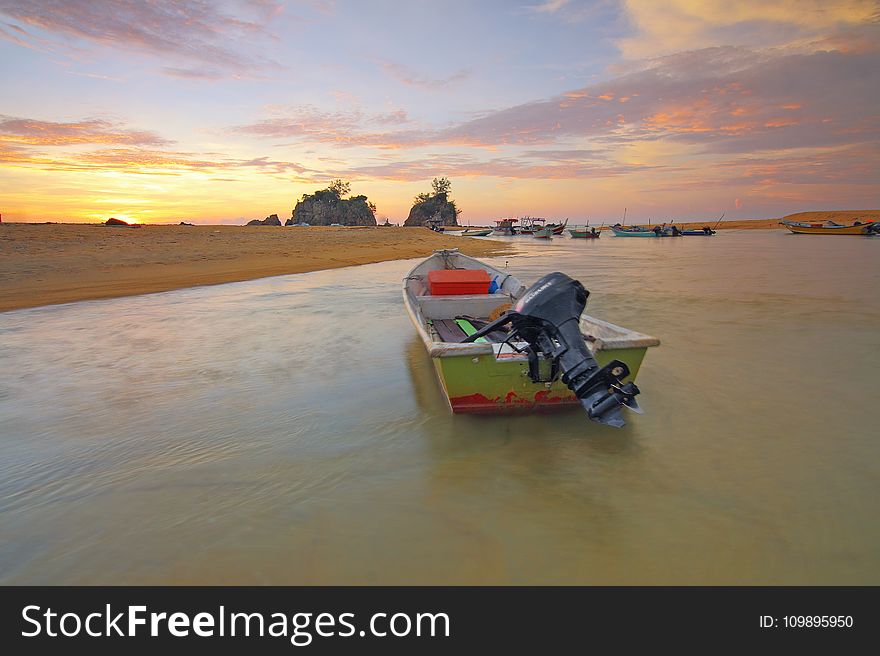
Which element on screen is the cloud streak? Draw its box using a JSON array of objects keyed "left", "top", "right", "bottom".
[
  {"left": 237, "top": 35, "right": 880, "bottom": 160},
  {"left": 0, "top": 117, "right": 171, "bottom": 147},
  {"left": 0, "top": 114, "right": 316, "bottom": 179},
  {"left": 329, "top": 152, "right": 659, "bottom": 182},
  {"left": 617, "top": 0, "right": 880, "bottom": 59},
  {"left": 433, "top": 43, "right": 880, "bottom": 152},
  {"left": 527, "top": 0, "right": 571, "bottom": 13},
  {"left": 377, "top": 60, "right": 470, "bottom": 89},
  {"left": 232, "top": 105, "right": 419, "bottom": 148},
  {"left": 0, "top": 0, "right": 281, "bottom": 78}
]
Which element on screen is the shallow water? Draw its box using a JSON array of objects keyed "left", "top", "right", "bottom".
[{"left": 1, "top": 230, "right": 878, "bottom": 584}]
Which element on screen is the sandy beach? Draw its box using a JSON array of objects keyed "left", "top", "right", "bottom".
[{"left": 0, "top": 224, "right": 513, "bottom": 312}]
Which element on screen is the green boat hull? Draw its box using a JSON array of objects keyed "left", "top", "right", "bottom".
[{"left": 433, "top": 346, "right": 649, "bottom": 413}]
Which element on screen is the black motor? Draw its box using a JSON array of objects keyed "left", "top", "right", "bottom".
[{"left": 462, "top": 272, "right": 642, "bottom": 428}]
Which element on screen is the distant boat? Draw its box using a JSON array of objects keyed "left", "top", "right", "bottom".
[
  {"left": 516, "top": 217, "right": 544, "bottom": 235},
  {"left": 548, "top": 218, "right": 568, "bottom": 235},
  {"left": 780, "top": 219, "right": 879, "bottom": 235},
  {"left": 403, "top": 249, "right": 659, "bottom": 426},
  {"left": 462, "top": 228, "right": 492, "bottom": 237},
  {"left": 493, "top": 218, "right": 518, "bottom": 235},
  {"left": 682, "top": 214, "right": 723, "bottom": 235},
  {"left": 611, "top": 225, "right": 681, "bottom": 237},
  {"left": 569, "top": 226, "right": 600, "bottom": 239},
  {"left": 515, "top": 217, "right": 567, "bottom": 235}
]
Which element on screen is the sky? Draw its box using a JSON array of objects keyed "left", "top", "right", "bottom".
[{"left": 0, "top": 0, "right": 878, "bottom": 224}]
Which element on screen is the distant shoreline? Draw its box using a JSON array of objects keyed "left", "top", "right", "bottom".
[
  {"left": 8, "top": 213, "right": 872, "bottom": 230},
  {"left": 0, "top": 224, "right": 513, "bottom": 313},
  {"left": 3, "top": 211, "right": 878, "bottom": 312},
  {"left": 0, "top": 217, "right": 842, "bottom": 229}
]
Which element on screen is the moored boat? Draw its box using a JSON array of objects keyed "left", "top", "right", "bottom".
[
  {"left": 533, "top": 225, "right": 553, "bottom": 238},
  {"left": 569, "top": 225, "right": 601, "bottom": 238},
  {"left": 493, "top": 218, "right": 518, "bottom": 235},
  {"left": 780, "top": 219, "right": 879, "bottom": 235},
  {"left": 515, "top": 217, "right": 544, "bottom": 235},
  {"left": 461, "top": 228, "right": 492, "bottom": 237},
  {"left": 681, "top": 227, "right": 716, "bottom": 236},
  {"left": 403, "top": 249, "right": 659, "bottom": 426},
  {"left": 548, "top": 218, "right": 568, "bottom": 235},
  {"left": 611, "top": 225, "right": 681, "bottom": 237}
]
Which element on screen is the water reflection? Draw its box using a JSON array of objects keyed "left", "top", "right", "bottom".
[{"left": 1, "top": 231, "right": 878, "bottom": 584}]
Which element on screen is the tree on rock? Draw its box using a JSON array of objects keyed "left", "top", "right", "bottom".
[
  {"left": 404, "top": 177, "right": 461, "bottom": 227},
  {"left": 328, "top": 179, "right": 351, "bottom": 198},
  {"left": 432, "top": 177, "right": 452, "bottom": 196}
]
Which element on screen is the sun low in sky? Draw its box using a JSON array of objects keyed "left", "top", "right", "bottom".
[{"left": 0, "top": 0, "right": 877, "bottom": 224}]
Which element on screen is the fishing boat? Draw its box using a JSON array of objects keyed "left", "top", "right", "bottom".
[
  {"left": 548, "top": 218, "right": 569, "bottom": 235},
  {"left": 403, "top": 249, "right": 660, "bottom": 427},
  {"left": 515, "top": 217, "right": 544, "bottom": 235},
  {"left": 780, "top": 219, "right": 879, "bottom": 235},
  {"left": 533, "top": 225, "right": 554, "bottom": 239},
  {"left": 461, "top": 228, "right": 492, "bottom": 237},
  {"left": 569, "top": 226, "right": 601, "bottom": 239},
  {"left": 493, "top": 218, "right": 518, "bottom": 236},
  {"left": 682, "top": 214, "right": 723, "bottom": 235},
  {"left": 611, "top": 225, "right": 680, "bottom": 237}
]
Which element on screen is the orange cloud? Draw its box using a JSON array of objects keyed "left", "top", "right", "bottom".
[
  {"left": 0, "top": 116, "right": 318, "bottom": 181},
  {"left": 0, "top": 117, "right": 170, "bottom": 147},
  {"left": 618, "top": 0, "right": 879, "bottom": 59}
]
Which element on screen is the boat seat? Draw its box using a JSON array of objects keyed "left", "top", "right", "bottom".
[
  {"left": 418, "top": 294, "right": 510, "bottom": 320},
  {"left": 433, "top": 319, "right": 471, "bottom": 343}
]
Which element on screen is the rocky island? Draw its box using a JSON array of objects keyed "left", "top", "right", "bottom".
[
  {"left": 404, "top": 177, "right": 461, "bottom": 227},
  {"left": 246, "top": 214, "right": 282, "bottom": 226},
  {"left": 288, "top": 180, "right": 377, "bottom": 226}
]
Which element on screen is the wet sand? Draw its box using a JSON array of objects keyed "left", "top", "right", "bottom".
[{"left": 0, "top": 224, "right": 513, "bottom": 312}]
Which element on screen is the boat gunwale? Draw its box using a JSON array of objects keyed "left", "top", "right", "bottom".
[{"left": 403, "top": 250, "right": 660, "bottom": 358}]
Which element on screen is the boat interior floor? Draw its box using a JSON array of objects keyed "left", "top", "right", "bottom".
[{"left": 431, "top": 317, "right": 509, "bottom": 343}]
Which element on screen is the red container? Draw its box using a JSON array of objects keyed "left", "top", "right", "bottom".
[{"left": 428, "top": 269, "right": 491, "bottom": 295}]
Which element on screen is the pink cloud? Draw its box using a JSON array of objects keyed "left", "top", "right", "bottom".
[
  {"left": 328, "top": 153, "right": 658, "bottom": 182},
  {"left": 0, "top": 0, "right": 281, "bottom": 78},
  {"left": 0, "top": 117, "right": 171, "bottom": 147},
  {"left": 0, "top": 115, "right": 317, "bottom": 179},
  {"left": 239, "top": 36, "right": 879, "bottom": 158},
  {"left": 377, "top": 60, "right": 470, "bottom": 89}
]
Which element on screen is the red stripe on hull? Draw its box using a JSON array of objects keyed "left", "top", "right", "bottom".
[{"left": 449, "top": 390, "right": 580, "bottom": 414}]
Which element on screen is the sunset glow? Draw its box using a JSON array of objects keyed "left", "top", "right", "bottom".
[{"left": 1, "top": 0, "right": 877, "bottom": 224}]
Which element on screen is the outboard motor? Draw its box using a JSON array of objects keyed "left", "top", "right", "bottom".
[{"left": 462, "top": 272, "right": 642, "bottom": 428}]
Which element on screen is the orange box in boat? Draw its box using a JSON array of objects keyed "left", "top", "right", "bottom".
[{"left": 428, "top": 269, "right": 490, "bottom": 295}]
